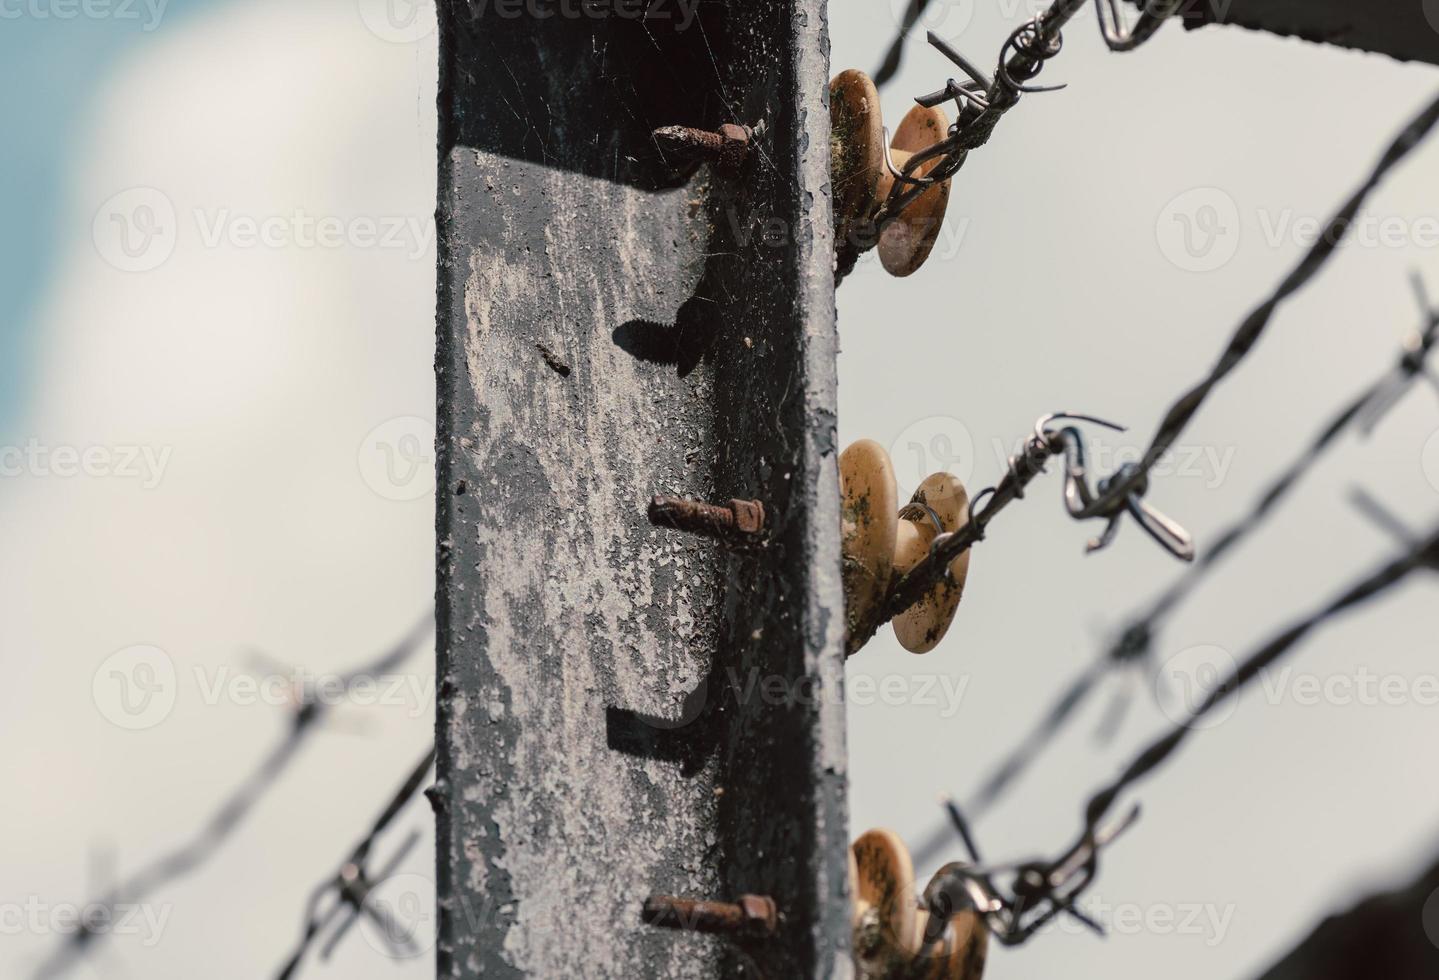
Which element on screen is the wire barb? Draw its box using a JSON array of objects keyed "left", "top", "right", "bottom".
[
  {"left": 276, "top": 745, "right": 437, "bottom": 980},
  {"left": 30, "top": 617, "right": 433, "bottom": 980},
  {"left": 924, "top": 803, "right": 1142, "bottom": 946},
  {"left": 1347, "top": 488, "right": 1439, "bottom": 574},
  {"left": 941, "top": 517, "right": 1439, "bottom": 939},
  {"left": 1358, "top": 271, "right": 1439, "bottom": 433},
  {"left": 1094, "top": 0, "right": 1186, "bottom": 51},
  {"left": 848, "top": 412, "right": 1192, "bottom": 655},
  {"left": 949, "top": 271, "right": 1439, "bottom": 826},
  {"left": 1058, "top": 436, "right": 1195, "bottom": 561},
  {"left": 1070, "top": 521, "right": 1439, "bottom": 861},
  {"left": 1073, "top": 90, "right": 1439, "bottom": 521},
  {"left": 869, "top": 1, "right": 1112, "bottom": 235},
  {"left": 941, "top": 89, "right": 1439, "bottom": 793}
]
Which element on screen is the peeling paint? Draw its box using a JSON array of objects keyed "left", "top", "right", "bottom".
[{"left": 436, "top": 2, "right": 847, "bottom": 976}]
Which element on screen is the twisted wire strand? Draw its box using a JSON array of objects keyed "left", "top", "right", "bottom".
[
  {"left": 1077, "top": 524, "right": 1439, "bottom": 835},
  {"left": 928, "top": 523, "right": 1438, "bottom": 942},
  {"left": 1075, "top": 89, "right": 1439, "bottom": 520},
  {"left": 954, "top": 276, "right": 1439, "bottom": 821},
  {"left": 276, "top": 746, "right": 437, "bottom": 980},
  {"left": 31, "top": 617, "right": 432, "bottom": 980}
]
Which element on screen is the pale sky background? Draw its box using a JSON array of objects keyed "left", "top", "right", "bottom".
[{"left": 4, "top": 1, "right": 1439, "bottom": 977}]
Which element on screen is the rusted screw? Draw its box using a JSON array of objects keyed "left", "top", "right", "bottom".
[
  {"left": 642, "top": 894, "right": 778, "bottom": 938},
  {"left": 648, "top": 495, "right": 766, "bottom": 543},
  {"left": 652, "top": 123, "right": 752, "bottom": 175}
]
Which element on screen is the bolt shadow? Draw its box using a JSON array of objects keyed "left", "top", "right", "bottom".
[
  {"left": 605, "top": 675, "right": 720, "bottom": 778},
  {"left": 611, "top": 252, "right": 727, "bottom": 378}
]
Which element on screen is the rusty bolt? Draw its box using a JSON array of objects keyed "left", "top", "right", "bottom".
[
  {"left": 642, "top": 894, "right": 778, "bottom": 938},
  {"left": 648, "top": 495, "right": 766, "bottom": 543},
  {"left": 652, "top": 123, "right": 752, "bottom": 175}
]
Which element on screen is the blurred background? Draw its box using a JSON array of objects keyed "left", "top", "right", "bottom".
[{"left": 5, "top": 0, "right": 1439, "bottom": 976}]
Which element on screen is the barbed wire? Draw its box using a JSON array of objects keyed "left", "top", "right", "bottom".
[
  {"left": 853, "top": 2, "right": 1439, "bottom": 649},
  {"left": 872, "top": 0, "right": 944, "bottom": 88},
  {"left": 1073, "top": 518, "right": 1439, "bottom": 837},
  {"left": 928, "top": 517, "right": 1439, "bottom": 939},
  {"left": 869, "top": 82, "right": 1439, "bottom": 659},
  {"left": 1076, "top": 89, "right": 1439, "bottom": 518},
  {"left": 871, "top": 9, "right": 1082, "bottom": 231},
  {"left": 849, "top": 410, "right": 1195, "bottom": 654},
  {"left": 949, "top": 272, "right": 1439, "bottom": 825},
  {"left": 33, "top": 12, "right": 1439, "bottom": 977},
  {"left": 866, "top": 0, "right": 1186, "bottom": 243},
  {"left": 1349, "top": 486, "right": 1435, "bottom": 554},
  {"left": 31, "top": 616, "right": 432, "bottom": 980},
  {"left": 275, "top": 745, "right": 436, "bottom": 980},
  {"left": 875, "top": 0, "right": 1187, "bottom": 90},
  {"left": 1131, "top": 275, "right": 1439, "bottom": 632}
]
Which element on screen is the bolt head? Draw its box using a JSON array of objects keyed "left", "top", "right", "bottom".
[
  {"left": 737, "top": 894, "right": 777, "bottom": 934},
  {"left": 717, "top": 124, "right": 752, "bottom": 174},
  {"left": 728, "top": 499, "right": 766, "bottom": 536}
]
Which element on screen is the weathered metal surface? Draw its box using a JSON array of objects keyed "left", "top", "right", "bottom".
[
  {"left": 434, "top": 2, "right": 849, "bottom": 977},
  {"left": 1154, "top": 0, "right": 1439, "bottom": 65}
]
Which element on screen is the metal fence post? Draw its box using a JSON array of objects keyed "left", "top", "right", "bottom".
[{"left": 434, "top": 2, "right": 850, "bottom": 976}]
